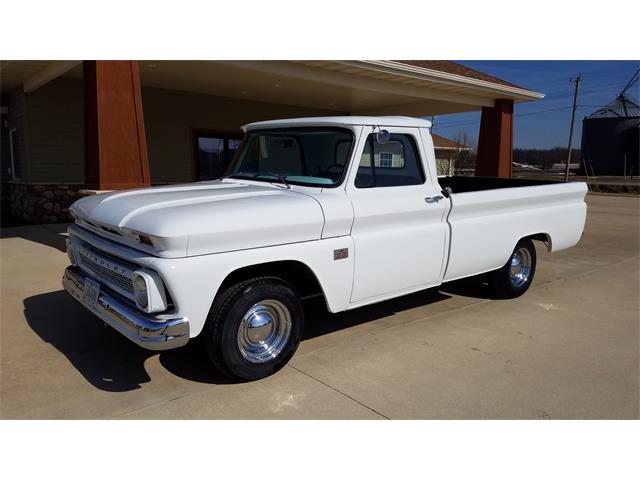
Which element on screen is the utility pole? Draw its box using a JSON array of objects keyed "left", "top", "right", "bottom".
[{"left": 564, "top": 74, "right": 581, "bottom": 182}]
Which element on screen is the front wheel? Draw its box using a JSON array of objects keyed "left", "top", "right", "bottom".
[
  {"left": 203, "top": 277, "right": 304, "bottom": 381},
  {"left": 489, "top": 238, "right": 537, "bottom": 299}
]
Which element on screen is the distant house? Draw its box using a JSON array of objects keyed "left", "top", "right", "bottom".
[{"left": 432, "top": 133, "right": 472, "bottom": 175}]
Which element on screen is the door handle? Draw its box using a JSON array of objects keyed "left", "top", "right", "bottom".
[{"left": 425, "top": 195, "right": 444, "bottom": 204}]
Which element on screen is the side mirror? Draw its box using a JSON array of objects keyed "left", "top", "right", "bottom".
[{"left": 376, "top": 129, "right": 391, "bottom": 144}]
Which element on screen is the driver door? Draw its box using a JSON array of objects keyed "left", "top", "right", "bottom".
[{"left": 347, "top": 126, "right": 448, "bottom": 303}]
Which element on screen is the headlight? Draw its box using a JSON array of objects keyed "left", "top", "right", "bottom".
[
  {"left": 132, "top": 273, "right": 148, "bottom": 309},
  {"left": 132, "top": 270, "right": 168, "bottom": 313},
  {"left": 66, "top": 240, "right": 77, "bottom": 266}
]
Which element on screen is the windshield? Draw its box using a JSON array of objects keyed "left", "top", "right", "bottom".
[{"left": 226, "top": 128, "right": 354, "bottom": 187}]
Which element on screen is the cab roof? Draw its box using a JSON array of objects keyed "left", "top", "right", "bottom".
[{"left": 243, "top": 116, "right": 432, "bottom": 132}]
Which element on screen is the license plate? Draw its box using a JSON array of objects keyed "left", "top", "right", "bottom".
[{"left": 83, "top": 277, "right": 101, "bottom": 311}]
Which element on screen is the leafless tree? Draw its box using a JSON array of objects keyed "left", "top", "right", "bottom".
[{"left": 445, "top": 131, "right": 474, "bottom": 175}]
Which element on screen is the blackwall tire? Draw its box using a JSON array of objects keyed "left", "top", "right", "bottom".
[
  {"left": 203, "top": 277, "right": 304, "bottom": 381},
  {"left": 489, "top": 238, "right": 537, "bottom": 299}
]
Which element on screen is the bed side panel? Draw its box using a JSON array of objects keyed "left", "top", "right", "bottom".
[{"left": 443, "top": 182, "right": 587, "bottom": 282}]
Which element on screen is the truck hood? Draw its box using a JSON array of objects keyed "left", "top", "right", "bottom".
[{"left": 70, "top": 181, "right": 325, "bottom": 257}]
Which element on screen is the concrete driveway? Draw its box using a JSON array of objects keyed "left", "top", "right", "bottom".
[{"left": 1, "top": 194, "right": 638, "bottom": 419}]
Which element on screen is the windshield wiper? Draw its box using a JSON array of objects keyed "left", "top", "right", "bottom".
[{"left": 253, "top": 171, "right": 291, "bottom": 189}]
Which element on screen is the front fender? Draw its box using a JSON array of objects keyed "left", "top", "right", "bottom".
[{"left": 151, "top": 236, "right": 355, "bottom": 337}]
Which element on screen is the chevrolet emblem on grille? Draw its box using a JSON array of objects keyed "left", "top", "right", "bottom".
[{"left": 79, "top": 247, "right": 129, "bottom": 275}]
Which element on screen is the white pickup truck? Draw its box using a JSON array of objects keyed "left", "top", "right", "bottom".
[{"left": 63, "top": 116, "right": 587, "bottom": 380}]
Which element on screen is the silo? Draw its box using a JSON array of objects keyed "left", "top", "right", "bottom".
[{"left": 580, "top": 93, "right": 640, "bottom": 176}]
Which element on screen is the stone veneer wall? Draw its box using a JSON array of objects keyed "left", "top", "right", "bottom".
[{"left": 7, "top": 183, "right": 84, "bottom": 223}]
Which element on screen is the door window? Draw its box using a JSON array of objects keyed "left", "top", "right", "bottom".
[{"left": 355, "top": 133, "right": 425, "bottom": 188}]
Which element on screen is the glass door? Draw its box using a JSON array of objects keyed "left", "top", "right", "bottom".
[{"left": 195, "top": 131, "right": 242, "bottom": 181}]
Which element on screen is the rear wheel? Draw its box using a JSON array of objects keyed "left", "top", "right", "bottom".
[
  {"left": 489, "top": 238, "right": 537, "bottom": 299},
  {"left": 203, "top": 277, "right": 304, "bottom": 381}
]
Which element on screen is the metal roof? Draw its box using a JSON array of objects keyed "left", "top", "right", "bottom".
[
  {"left": 431, "top": 133, "right": 471, "bottom": 150},
  {"left": 586, "top": 94, "right": 640, "bottom": 119}
]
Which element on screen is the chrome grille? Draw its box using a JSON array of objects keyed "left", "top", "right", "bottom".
[{"left": 76, "top": 245, "right": 135, "bottom": 295}]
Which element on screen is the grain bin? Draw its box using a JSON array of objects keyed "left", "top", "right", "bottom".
[{"left": 580, "top": 74, "right": 640, "bottom": 176}]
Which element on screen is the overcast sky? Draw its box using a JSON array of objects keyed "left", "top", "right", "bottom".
[{"left": 431, "top": 60, "right": 640, "bottom": 150}]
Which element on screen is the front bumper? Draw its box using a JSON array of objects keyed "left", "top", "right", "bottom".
[{"left": 62, "top": 266, "right": 189, "bottom": 351}]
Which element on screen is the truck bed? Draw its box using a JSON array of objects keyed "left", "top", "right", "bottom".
[
  {"left": 438, "top": 176, "right": 555, "bottom": 194},
  {"left": 439, "top": 179, "right": 588, "bottom": 283}
]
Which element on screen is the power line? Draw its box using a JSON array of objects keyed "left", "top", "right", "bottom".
[
  {"left": 542, "top": 81, "right": 629, "bottom": 100},
  {"left": 621, "top": 69, "right": 640, "bottom": 95},
  {"left": 433, "top": 105, "right": 596, "bottom": 129},
  {"left": 433, "top": 68, "right": 640, "bottom": 131}
]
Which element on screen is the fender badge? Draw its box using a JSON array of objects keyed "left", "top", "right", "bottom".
[{"left": 333, "top": 248, "right": 348, "bottom": 260}]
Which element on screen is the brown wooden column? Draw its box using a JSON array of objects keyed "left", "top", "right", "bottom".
[
  {"left": 84, "top": 61, "right": 150, "bottom": 190},
  {"left": 475, "top": 99, "right": 513, "bottom": 178}
]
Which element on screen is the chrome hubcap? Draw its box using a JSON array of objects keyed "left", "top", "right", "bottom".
[
  {"left": 237, "top": 299, "right": 292, "bottom": 364},
  {"left": 510, "top": 248, "right": 532, "bottom": 287}
]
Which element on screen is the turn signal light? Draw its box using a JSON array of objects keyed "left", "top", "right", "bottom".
[
  {"left": 66, "top": 241, "right": 78, "bottom": 266},
  {"left": 139, "top": 235, "right": 154, "bottom": 246}
]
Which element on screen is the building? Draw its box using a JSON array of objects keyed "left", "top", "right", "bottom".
[
  {"left": 432, "top": 133, "right": 472, "bottom": 175},
  {"left": 0, "top": 60, "right": 542, "bottom": 223},
  {"left": 580, "top": 92, "right": 640, "bottom": 177},
  {"left": 360, "top": 132, "right": 470, "bottom": 174}
]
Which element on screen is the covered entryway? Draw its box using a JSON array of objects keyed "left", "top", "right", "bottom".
[{"left": 0, "top": 60, "right": 543, "bottom": 222}]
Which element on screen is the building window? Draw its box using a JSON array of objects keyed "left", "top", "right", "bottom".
[
  {"left": 8, "top": 128, "right": 21, "bottom": 181},
  {"left": 194, "top": 131, "right": 242, "bottom": 181},
  {"left": 378, "top": 152, "right": 393, "bottom": 168}
]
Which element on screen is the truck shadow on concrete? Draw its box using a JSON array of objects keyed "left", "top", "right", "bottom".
[
  {"left": 23, "top": 285, "right": 478, "bottom": 392},
  {"left": 22, "top": 290, "right": 233, "bottom": 392},
  {"left": 439, "top": 276, "right": 502, "bottom": 300},
  {"left": 1, "top": 223, "right": 70, "bottom": 253},
  {"left": 302, "top": 288, "right": 451, "bottom": 340}
]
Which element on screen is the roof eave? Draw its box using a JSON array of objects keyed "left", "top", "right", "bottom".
[
  {"left": 338, "top": 60, "right": 545, "bottom": 103},
  {"left": 435, "top": 146, "right": 472, "bottom": 151}
]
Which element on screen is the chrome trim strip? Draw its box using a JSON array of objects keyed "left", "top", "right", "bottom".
[
  {"left": 69, "top": 223, "right": 148, "bottom": 261},
  {"left": 62, "top": 266, "right": 189, "bottom": 351},
  {"left": 70, "top": 221, "right": 161, "bottom": 258}
]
